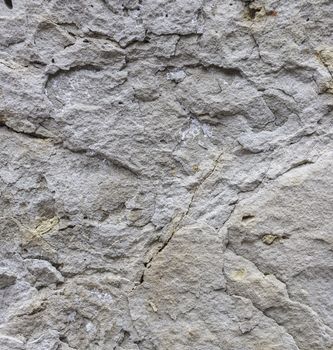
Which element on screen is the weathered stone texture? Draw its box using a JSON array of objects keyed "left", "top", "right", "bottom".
[{"left": 0, "top": 0, "right": 332, "bottom": 349}]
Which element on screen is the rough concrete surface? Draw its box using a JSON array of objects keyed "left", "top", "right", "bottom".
[{"left": 0, "top": 0, "right": 332, "bottom": 349}]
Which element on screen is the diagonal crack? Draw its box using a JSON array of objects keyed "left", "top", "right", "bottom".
[
  {"left": 136, "top": 150, "right": 224, "bottom": 286},
  {"left": 0, "top": 121, "right": 141, "bottom": 178},
  {"left": 222, "top": 248, "right": 300, "bottom": 348}
]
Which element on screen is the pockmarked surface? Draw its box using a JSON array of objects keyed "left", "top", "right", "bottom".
[{"left": 0, "top": 0, "right": 332, "bottom": 349}]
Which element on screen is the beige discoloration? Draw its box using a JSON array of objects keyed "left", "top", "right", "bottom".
[
  {"left": 317, "top": 48, "right": 333, "bottom": 70},
  {"left": 316, "top": 47, "right": 333, "bottom": 94},
  {"left": 261, "top": 234, "right": 279, "bottom": 245},
  {"left": 148, "top": 301, "right": 158, "bottom": 313},
  {"left": 231, "top": 268, "right": 247, "bottom": 281},
  {"left": 1, "top": 216, "right": 59, "bottom": 252},
  {"left": 4, "top": 216, "right": 59, "bottom": 238},
  {"left": 32, "top": 217, "right": 59, "bottom": 237}
]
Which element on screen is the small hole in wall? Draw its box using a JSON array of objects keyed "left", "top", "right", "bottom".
[
  {"left": 306, "top": 18, "right": 310, "bottom": 21},
  {"left": 242, "top": 215, "right": 255, "bottom": 221},
  {"left": 59, "top": 335, "right": 68, "bottom": 343},
  {"left": 51, "top": 58, "right": 55, "bottom": 63},
  {"left": 248, "top": 7, "right": 261, "bottom": 19},
  {"left": 90, "top": 4, "right": 94, "bottom": 7},
  {"left": 165, "top": 13, "right": 168, "bottom": 17}
]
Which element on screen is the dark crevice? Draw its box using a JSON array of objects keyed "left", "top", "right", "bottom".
[
  {"left": 4, "top": 0, "right": 12, "bottom": 9},
  {"left": 118, "top": 330, "right": 131, "bottom": 346},
  {"left": 99, "top": 0, "right": 119, "bottom": 14},
  {"left": 85, "top": 28, "right": 122, "bottom": 48},
  {"left": 248, "top": 6, "right": 261, "bottom": 19},
  {"left": 279, "top": 159, "right": 314, "bottom": 176},
  {"left": 28, "top": 60, "right": 47, "bottom": 69},
  {"left": 241, "top": 214, "right": 255, "bottom": 221},
  {"left": 156, "top": 62, "right": 243, "bottom": 78}
]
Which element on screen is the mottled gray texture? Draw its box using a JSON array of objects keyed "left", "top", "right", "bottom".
[{"left": 0, "top": 0, "right": 332, "bottom": 349}]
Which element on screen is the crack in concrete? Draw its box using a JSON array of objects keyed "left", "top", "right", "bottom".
[
  {"left": 0, "top": 123, "right": 50, "bottom": 140},
  {"left": 136, "top": 150, "right": 224, "bottom": 286},
  {"left": 222, "top": 248, "right": 301, "bottom": 348},
  {"left": 0, "top": 122, "right": 141, "bottom": 178}
]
